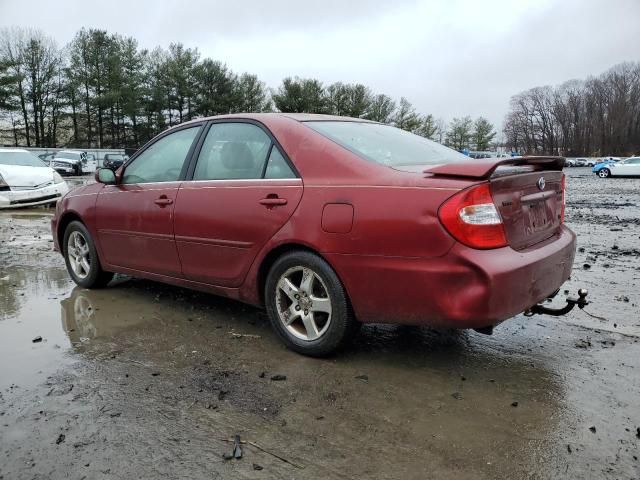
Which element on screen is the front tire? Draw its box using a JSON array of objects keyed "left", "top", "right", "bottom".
[
  {"left": 598, "top": 168, "right": 610, "bottom": 178},
  {"left": 63, "top": 221, "right": 113, "bottom": 288},
  {"left": 265, "top": 251, "right": 360, "bottom": 357}
]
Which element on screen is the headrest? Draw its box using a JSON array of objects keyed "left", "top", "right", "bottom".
[{"left": 221, "top": 142, "right": 254, "bottom": 170}]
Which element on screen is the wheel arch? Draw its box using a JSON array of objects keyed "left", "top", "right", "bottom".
[
  {"left": 256, "top": 243, "right": 346, "bottom": 307},
  {"left": 57, "top": 211, "right": 84, "bottom": 251}
]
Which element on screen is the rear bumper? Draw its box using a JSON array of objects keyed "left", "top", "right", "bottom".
[
  {"left": 0, "top": 182, "right": 69, "bottom": 210},
  {"left": 327, "top": 225, "right": 577, "bottom": 328}
]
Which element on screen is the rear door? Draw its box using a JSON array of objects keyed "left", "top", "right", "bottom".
[
  {"left": 96, "top": 124, "right": 202, "bottom": 277},
  {"left": 174, "top": 121, "right": 303, "bottom": 287}
]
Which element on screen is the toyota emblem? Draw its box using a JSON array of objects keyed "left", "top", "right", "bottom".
[{"left": 537, "top": 177, "right": 546, "bottom": 190}]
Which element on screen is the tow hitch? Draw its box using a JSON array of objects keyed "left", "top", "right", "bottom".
[{"left": 524, "top": 288, "right": 589, "bottom": 317}]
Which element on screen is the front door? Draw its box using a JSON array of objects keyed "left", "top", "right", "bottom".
[
  {"left": 174, "top": 121, "right": 303, "bottom": 287},
  {"left": 96, "top": 125, "right": 202, "bottom": 277},
  {"left": 614, "top": 157, "right": 640, "bottom": 176}
]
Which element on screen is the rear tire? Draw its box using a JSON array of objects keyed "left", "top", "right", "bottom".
[
  {"left": 63, "top": 221, "right": 113, "bottom": 288},
  {"left": 598, "top": 168, "right": 610, "bottom": 178},
  {"left": 265, "top": 251, "right": 360, "bottom": 357}
]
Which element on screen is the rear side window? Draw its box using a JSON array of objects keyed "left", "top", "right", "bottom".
[
  {"left": 264, "top": 147, "right": 296, "bottom": 179},
  {"left": 194, "top": 123, "right": 271, "bottom": 180},
  {"left": 306, "top": 121, "right": 468, "bottom": 167}
]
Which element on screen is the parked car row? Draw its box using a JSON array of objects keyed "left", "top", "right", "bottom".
[
  {"left": 0, "top": 148, "right": 69, "bottom": 209},
  {"left": 565, "top": 157, "right": 621, "bottom": 167},
  {"left": 35, "top": 150, "right": 127, "bottom": 176}
]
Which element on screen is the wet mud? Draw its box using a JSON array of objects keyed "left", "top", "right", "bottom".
[{"left": 0, "top": 169, "right": 638, "bottom": 479}]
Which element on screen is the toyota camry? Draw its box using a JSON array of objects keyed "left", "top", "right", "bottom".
[{"left": 51, "top": 113, "right": 576, "bottom": 356}]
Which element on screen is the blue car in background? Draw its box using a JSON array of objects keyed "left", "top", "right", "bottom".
[{"left": 592, "top": 157, "right": 622, "bottom": 177}]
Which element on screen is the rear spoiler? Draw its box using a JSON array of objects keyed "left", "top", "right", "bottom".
[{"left": 424, "top": 156, "right": 565, "bottom": 179}]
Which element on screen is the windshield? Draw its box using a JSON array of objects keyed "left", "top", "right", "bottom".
[
  {"left": 57, "top": 152, "right": 81, "bottom": 160},
  {"left": 0, "top": 151, "right": 48, "bottom": 167},
  {"left": 306, "top": 121, "right": 468, "bottom": 167}
]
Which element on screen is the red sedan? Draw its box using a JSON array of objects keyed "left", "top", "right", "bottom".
[{"left": 51, "top": 114, "right": 576, "bottom": 356}]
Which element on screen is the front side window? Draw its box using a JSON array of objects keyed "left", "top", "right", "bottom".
[
  {"left": 122, "top": 127, "right": 200, "bottom": 184},
  {"left": 306, "top": 121, "right": 469, "bottom": 168},
  {"left": 193, "top": 123, "right": 272, "bottom": 180}
]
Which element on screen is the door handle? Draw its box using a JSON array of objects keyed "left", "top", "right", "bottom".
[
  {"left": 154, "top": 196, "right": 173, "bottom": 206},
  {"left": 259, "top": 196, "right": 288, "bottom": 207}
]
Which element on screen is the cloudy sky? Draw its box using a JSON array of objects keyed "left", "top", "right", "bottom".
[{"left": 1, "top": 0, "right": 638, "bottom": 128}]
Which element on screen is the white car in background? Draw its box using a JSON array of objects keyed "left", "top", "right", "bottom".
[
  {"left": 603, "top": 156, "right": 640, "bottom": 177},
  {"left": 0, "top": 149, "right": 70, "bottom": 209},
  {"left": 49, "top": 150, "right": 97, "bottom": 175},
  {"left": 607, "top": 157, "right": 640, "bottom": 177}
]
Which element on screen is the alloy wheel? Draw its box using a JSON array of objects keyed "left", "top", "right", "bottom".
[
  {"left": 67, "top": 231, "right": 91, "bottom": 279},
  {"left": 275, "top": 266, "right": 332, "bottom": 341}
]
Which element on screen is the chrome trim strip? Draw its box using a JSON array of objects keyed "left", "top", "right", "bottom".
[
  {"left": 175, "top": 235, "right": 253, "bottom": 248},
  {"left": 181, "top": 178, "right": 302, "bottom": 185},
  {"left": 303, "top": 185, "right": 460, "bottom": 191},
  {"left": 97, "top": 229, "right": 174, "bottom": 241}
]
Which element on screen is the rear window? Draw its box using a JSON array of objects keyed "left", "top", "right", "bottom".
[
  {"left": 0, "top": 151, "right": 48, "bottom": 167},
  {"left": 306, "top": 121, "right": 468, "bottom": 167}
]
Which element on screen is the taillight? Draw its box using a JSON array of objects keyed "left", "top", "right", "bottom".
[
  {"left": 438, "top": 182, "right": 507, "bottom": 249},
  {"left": 560, "top": 173, "right": 566, "bottom": 224}
]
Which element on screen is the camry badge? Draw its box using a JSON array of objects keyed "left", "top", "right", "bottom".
[{"left": 537, "top": 177, "right": 546, "bottom": 191}]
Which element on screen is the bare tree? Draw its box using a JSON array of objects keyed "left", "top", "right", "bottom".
[{"left": 504, "top": 62, "right": 640, "bottom": 156}]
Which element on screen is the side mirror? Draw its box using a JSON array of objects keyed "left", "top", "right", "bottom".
[{"left": 95, "top": 168, "right": 117, "bottom": 185}]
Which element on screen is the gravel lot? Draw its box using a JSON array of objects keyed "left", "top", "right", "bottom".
[{"left": 0, "top": 168, "right": 638, "bottom": 479}]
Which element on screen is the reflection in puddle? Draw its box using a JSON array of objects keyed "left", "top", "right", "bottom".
[
  {"left": 60, "top": 286, "right": 153, "bottom": 344},
  {"left": 0, "top": 267, "right": 69, "bottom": 320},
  {"left": 0, "top": 267, "right": 574, "bottom": 477}
]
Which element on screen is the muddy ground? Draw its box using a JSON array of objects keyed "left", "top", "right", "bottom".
[{"left": 0, "top": 168, "right": 638, "bottom": 479}]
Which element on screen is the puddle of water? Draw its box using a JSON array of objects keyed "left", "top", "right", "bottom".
[
  {"left": 0, "top": 171, "right": 638, "bottom": 478},
  {"left": 0, "top": 266, "right": 74, "bottom": 390}
]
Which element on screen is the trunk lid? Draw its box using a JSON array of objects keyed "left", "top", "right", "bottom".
[
  {"left": 425, "top": 156, "right": 565, "bottom": 250},
  {"left": 490, "top": 171, "right": 564, "bottom": 250}
]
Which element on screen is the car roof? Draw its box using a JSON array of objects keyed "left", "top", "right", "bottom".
[
  {"left": 178, "top": 112, "right": 377, "bottom": 127},
  {"left": 0, "top": 148, "right": 29, "bottom": 153}
]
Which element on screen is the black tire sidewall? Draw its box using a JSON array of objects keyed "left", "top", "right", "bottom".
[
  {"left": 63, "top": 221, "right": 107, "bottom": 288},
  {"left": 265, "top": 251, "right": 356, "bottom": 357}
]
